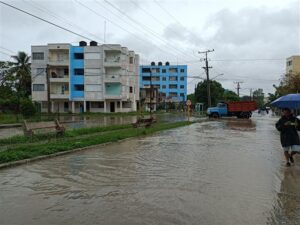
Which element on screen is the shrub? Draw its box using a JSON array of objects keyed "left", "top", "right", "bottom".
[{"left": 20, "top": 98, "right": 36, "bottom": 118}]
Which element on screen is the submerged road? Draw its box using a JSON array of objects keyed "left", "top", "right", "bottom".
[{"left": 1, "top": 115, "right": 300, "bottom": 225}]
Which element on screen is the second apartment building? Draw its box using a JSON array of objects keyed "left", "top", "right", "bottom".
[
  {"left": 140, "top": 62, "right": 187, "bottom": 102},
  {"left": 31, "top": 41, "right": 139, "bottom": 113}
]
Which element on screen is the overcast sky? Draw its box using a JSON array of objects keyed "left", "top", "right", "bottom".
[{"left": 0, "top": 0, "right": 299, "bottom": 95}]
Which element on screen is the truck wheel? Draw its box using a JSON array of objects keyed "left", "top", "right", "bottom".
[{"left": 212, "top": 113, "right": 219, "bottom": 118}]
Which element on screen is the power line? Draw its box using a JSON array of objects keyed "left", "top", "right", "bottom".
[
  {"left": 94, "top": 0, "right": 195, "bottom": 62},
  {"left": 22, "top": 0, "right": 105, "bottom": 43},
  {"left": 74, "top": 0, "right": 175, "bottom": 58},
  {"left": 153, "top": 0, "right": 183, "bottom": 26},
  {"left": 0, "top": 51, "right": 12, "bottom": 57},
  {"left": 176, "top": 58, "right": 286, "bottom": 64},
  {"left": 129, "top": 0, "right": 182, "bottom": 39},
  {"left": 0, "top": 1, "right": 92, "bottom": 40},
  {"left": 100, "top": 0, "right": 197, "bottom": 61},
  {"left": 0, "top": 46, "right": 15, "bottom": 54},
  {"left": 0, "top": 1, "right": 148, "bottom": 62}
]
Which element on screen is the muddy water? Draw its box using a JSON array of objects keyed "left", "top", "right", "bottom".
[
  {"left": 0, "top": 114, "right": 189, "bottom": 139},
  {"left": 1, "top": 115, "right": 300, "bottom": 225}
]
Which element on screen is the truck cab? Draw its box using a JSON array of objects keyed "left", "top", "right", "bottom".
[{"left": 207, "top": 103, "right": 228, "bottom": 118}]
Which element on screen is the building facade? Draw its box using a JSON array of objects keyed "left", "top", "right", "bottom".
[
  {"left": 139, "top": 62, "right": 187, "bottom": 103},
  {"left": 31, "top": 42, "right": 139, "bottom": 113},
  {"left": 286, "top": 55, "right": 300, "bottom": 74}
]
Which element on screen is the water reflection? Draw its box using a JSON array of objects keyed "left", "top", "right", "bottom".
[{"left": 224, "top": 118, "right": 256, "bottom": 131}]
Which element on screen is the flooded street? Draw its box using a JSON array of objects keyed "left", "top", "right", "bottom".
[{"left": 1, "top": 115, "right": 300, "bottom": 225}]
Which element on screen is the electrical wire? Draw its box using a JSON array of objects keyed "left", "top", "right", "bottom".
[
  {"left": 22, "top": 0, "right": 105, "bottom": 43},
  {"left": 100, "top": 0, "right": 197, "bottom": 61},
  {"left": 0, "top": 1, "right": 93, "bottom": 41}
]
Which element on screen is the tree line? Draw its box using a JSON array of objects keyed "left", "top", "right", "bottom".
[{"left": 0, "top": 51, "right": 36, "bottom": 117}]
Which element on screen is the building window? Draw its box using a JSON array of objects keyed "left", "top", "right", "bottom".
[
  {"left": 74, "top": 53, "right": 84, "bottom": 59},
  {"left": 74, "top": 85, "right": 84, "bottom": 91},
  {"left": 180, "top": 85, "right": 184, "bottom": 89},
  {"left": 162, "top": 77, "right": 166, "bottom": 81},
  {"left": 32, "top": 52, "right": 44, "bottom": 60},
  {"left": 91, "top": 102, "right": 104, "bottom": 108},
  {"left": 64, "top": 68, "right": 69, "bottom": 75},
  {"left": 180, "top": 77, "right": 184, "bottom": 81},
  {"left": 180, "top": 69, "right": 185, "bottom": 73},
  {"left": 151, "top": 68, "right": 160, "bottom": 73},
  {"left": 151, "top": 76, "right": 160, "bottom": 81},
  {"left": 142, "top": 68, "right": 151, "bottom": 73},
  {"left": 169, "top": 68, "right": 178, "bottom": 73},
  {"left": 36, "top": 68, "right": 45, "bottom": 75},
  {"left": 130, "top": 86, "right": 133, "bottom": 93},
  {"left": 33, "top": 84, "right": 45, "bottom": 91},
  {"left": 74, "top": 68, "right": 84, "bottom": 75},
  {"left": 169, "top": 92, "right": 178, "bottom": 97},
  {"left": 162, "top": 85, "right": 166, "bottom": 89},
  {"left": 142, "top": 76, "right": 151, "bottom": 81},
  {"left": 180, "top": 93, "right": 184, "bottom": 97},
  {"left": 169, "top": 84, "right": 178, "bottom": 89},
  {"left": 169, "top": 76, "right": 178, "bottom": 81},
  {"left": 287, "top": 60, "right": 292, "bottom": 66},
  {"left": 129, "top": 57, "right": 134, "bottom": 64},
  {"left": 162, "top": 69, "right": 166, "bottom": 73}
]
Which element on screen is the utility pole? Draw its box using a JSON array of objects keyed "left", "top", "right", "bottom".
[
  {"left": 234, "top": 81, "right": 243, "bottom": 97},
  {"left": 198, "top": 49, "right": 214, "bottom": 107},
  {"left": 46, "top": 64, "right": 51, "bottom": 114},
  {"left": 150, "top": 70, "right": 153, "bottom": 118}
]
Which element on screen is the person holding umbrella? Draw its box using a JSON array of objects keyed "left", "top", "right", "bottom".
[{"left": 276, "top": 108, "right": 300, "bottom": 167}]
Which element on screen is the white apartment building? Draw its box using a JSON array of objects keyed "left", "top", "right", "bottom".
[{"left": 31, "top": 41, "right": 140, "bottom": 113}]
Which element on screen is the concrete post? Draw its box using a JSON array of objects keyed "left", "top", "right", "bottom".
[
  {"left": 51, "top": 101, "right": 55, "bottom": 113},
  {"left": 120, "top": 100, "right": 123, "bottom": 112},
  {"left": 72, "top": 101, "right": 75, "bottom": 113},
  {"left": 104, "top": 101, "right": 107, "bottom": 113},
  {"left": 84, "top": 100, "right": 87, "bottom": 113}
]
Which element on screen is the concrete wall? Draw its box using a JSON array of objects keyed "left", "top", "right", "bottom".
[{"left": 31, "top": 46, "right": 48, "bottom": 102}]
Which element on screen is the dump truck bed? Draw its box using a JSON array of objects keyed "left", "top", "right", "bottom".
[{"left": 227, "top": 101, "right": 257, "bottom": 112}]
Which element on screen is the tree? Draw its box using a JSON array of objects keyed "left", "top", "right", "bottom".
[
  {"left": 9, "top": 51, "right": 31, "bottom": 98},
  {"left": 253, "top": 88, "right": 265, "bottom": 108},
  {"left": 270, "top": 72, "right": 300, "bottom": 99},
  {"left": 223, "top": 90, "right": 240, "bottom": 101},
  {"left": 195, "top": 80, "right": 224, "bottom": 108}
]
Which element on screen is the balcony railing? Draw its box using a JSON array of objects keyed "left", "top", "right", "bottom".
[{"left": 50, "top": 91, "right": 69, "bottom": 99}]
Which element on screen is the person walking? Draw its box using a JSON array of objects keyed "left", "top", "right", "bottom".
[{"left": 276, "top": 108, "right": 300, "bottom": 167}]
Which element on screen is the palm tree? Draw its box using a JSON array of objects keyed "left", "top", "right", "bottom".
[{"left": 10, "top": 51, "right": 31, "bottom": 97}]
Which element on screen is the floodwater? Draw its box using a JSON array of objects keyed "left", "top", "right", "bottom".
[
  {"left": 0, "top": 114, "right": 189, "bottom": 139},
  {"left": 1, "top": 115, "right": 300, "bottom": 225}
]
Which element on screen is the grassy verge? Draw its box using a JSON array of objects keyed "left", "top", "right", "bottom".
[
  {"left": 0, "top": 124, "right": 133, "bottom": 146},
  {"left": 0, "top": 121, "right": 192, "bottom": 164}
]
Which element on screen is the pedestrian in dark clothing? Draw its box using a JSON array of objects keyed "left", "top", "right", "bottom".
[{"left": 276, "top": 108, "right": 300, "bottom": 167}]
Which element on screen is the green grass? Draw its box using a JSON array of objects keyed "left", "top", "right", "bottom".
[
  {"left": 0, "top": 124, "right": 133, "bottom": 146},
  {"left": 0, "top": 121, "right": 192, "bottom": 164}
]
